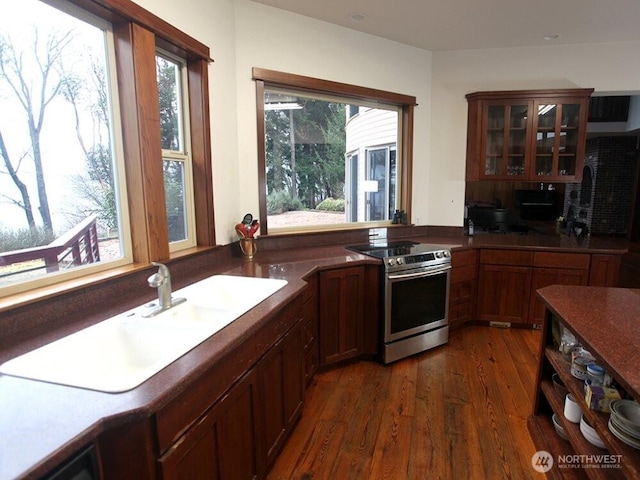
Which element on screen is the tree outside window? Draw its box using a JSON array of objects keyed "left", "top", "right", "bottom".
[
  {"left": 0, "top": 0, "right": 127, "bottom": 288},
  {"left": 263, "top": 89, "right": 400, "bottom": 231}
]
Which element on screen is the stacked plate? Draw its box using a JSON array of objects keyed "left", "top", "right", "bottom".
[
  {"left": 581, "top": 416, "right": 605, "bottom": 448},
  {"left": 609, "top": 400, "right": 640, "bottom": 450}
]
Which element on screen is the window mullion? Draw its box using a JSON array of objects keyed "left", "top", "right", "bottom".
[{"left": 114, "top": 22, "right": 169, "bottom": 263}]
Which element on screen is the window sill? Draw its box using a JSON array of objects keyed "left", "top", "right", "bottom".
[
  {"left": 0, "top": 263, "right": 149, "bottom": 314},
  {"left": 267, "top": 221, "right": 407, "bottom": 236},
  {"left": 0, "top": 245, "right": 220, "bottom": 314}
]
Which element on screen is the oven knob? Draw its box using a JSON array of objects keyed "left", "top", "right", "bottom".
[
  {"left": 436, "top": 251, "right": 443, "bottom": 258},
  {"left": 444, "top": 250, "right": 450, "bottom": 257},
  {"left": 387, "top": 258, "right": 395, "bottom": 266},
  {"left": 397, "top": 257, "right": 404, "bottom": 265}
]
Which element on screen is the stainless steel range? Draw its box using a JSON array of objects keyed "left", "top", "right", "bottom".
[{"left": 348, "top": 241, "right": 451, "bottom": 363}]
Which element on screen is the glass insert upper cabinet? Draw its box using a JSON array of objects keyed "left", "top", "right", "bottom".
[{"left": 466, "top": 89, "right": 593, "bottom": 182}]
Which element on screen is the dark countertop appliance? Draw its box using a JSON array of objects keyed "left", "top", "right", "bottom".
[
  {"left": 348, "top": 241, "right": 451, "bottom": 363},
  {"left": 515, "top": 189, "right": 558, "bottom": 221}
]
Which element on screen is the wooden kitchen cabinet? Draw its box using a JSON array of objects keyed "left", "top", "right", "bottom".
[
  {"left": 477, "top": 249, "right": 598, "bottom": 327},
  {"left": 588, "top": 254, "right": 621, "bottom": 286},
  {"left": 301, "top": 275, "right": 319, "bottom": 387},
  {"left": 528, "top": 252, "right": 590, "bottom": 326},
  {"left": 159, "top": 368, "right": 261, "bottom": 480},
  {"left": 258, "top": 320, "right": 304, "bottom": 469},
  {"left": 466, "top": 89, "right": 593, "bottom": 182},
  {"left": 159, "top": 318, "right": 305, "bottom": 480},
  {"left": 476, "top": 249, "right": 533, "bottom": 326},
  {"left": 318, "top": 266, "right": 365, "bottom": 366},
  {"left": 448, "top": 249, "right": 477, "bottom": 330},
  {"left": 476, "top": 263, "right": 532, "bottom": 325},
  {"left": 153, "top": 296, "right": 307, "bottom": 480}
]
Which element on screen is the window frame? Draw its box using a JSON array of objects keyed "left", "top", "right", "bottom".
[
  {"left": 1, "top": 0, "right": 214, "bottom": 304},
  {"left": 0, "top": 0, "right": 135, "bottom": 297},
  {"left": 253, "top": 67, "right": 416, "bottom": 235},
  {"left": 113, "top": 16, "right": 214, "bottom": 265},
  {"left": 156, "top": 49, "right": 198, "bottom": 252}
]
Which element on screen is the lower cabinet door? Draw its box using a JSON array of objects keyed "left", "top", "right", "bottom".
[
  {"left": 318, "top": 266, "right": 365, "bottom": 365},
  {"left": 158, "top": 368, "right": 261, "bottom": 480},
  {"left": 258, "top": 322, "right": 304, "bottom": 468},
  {"left": 477, "top": 264, "right": 532, "bottom": 325},
  {"left": 529, "top": 267, "right": 588, "bottom": 325}
]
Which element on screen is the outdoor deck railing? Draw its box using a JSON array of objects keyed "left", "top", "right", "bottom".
[{"left": 0, "top": 215, "right": 101, "bottom": 274}]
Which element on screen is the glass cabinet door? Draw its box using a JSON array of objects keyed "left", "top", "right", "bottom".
[
  {"left": 558, "top": 104, "right": 581, "bottom": 176},
  {"left": 533, "top": 100, "right": 583, "bottom": 179},
  {"left": 482, "top": 102, "right": 528, "bottom": 179}
]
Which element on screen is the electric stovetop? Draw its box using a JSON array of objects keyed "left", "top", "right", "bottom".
[{"left": 347, "top": 240, "right": 439, "bottom": 259}]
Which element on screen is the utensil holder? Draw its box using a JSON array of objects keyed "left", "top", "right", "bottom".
[{"left": 239, "top": 238, "right": 257, "bottom": 259}]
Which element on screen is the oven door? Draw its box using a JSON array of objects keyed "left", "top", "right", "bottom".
[{"left": 384, "top": 267, "right": 450, "bottom": 343}]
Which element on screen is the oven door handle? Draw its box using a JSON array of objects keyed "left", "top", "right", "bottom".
[{"left": 387, "top": 266, "right": 451, "bottom": 280}]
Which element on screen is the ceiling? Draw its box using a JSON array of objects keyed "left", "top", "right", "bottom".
[{"left": 249, "top": 0, "right": 640, "bottom": 52}]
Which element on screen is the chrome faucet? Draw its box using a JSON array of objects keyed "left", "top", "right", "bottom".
[{"left": 143, "top": 262, "right": 186, "bottom": 317}]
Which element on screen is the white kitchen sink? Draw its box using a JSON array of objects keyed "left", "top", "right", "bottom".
[{"left": 0, "top": 275, "right": 287, "bottom": 393}]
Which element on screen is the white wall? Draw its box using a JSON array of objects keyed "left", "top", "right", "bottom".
[
  {"left": 234, "top": 1, "right": 433, "bottom": 237},
  {"left": 132, "top": 0, "right": 640, "bottom": 239},
  {"left": 133, "top": 0, "right": 432, "bottom": 243},
  {"left": 431, "top": 42, "right": 640, "bottom": 227}
]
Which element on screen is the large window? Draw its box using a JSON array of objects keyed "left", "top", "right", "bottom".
[
  {"left": 0, "top": 0, "right": 128, "bottom": 292},
  {"left": 254, "top": 68, "right": 416, "bottom": 234},
  {"left": 0, "top": 0, "right": 213, "bottom": 299}
]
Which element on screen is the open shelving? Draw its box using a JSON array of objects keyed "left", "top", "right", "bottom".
[{"left": 529, "top": 308, "right": 640, "bottom": 479}]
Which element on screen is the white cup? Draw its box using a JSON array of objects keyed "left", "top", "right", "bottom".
[{"left": 564, "top": 393, "right": 581, "bottom": 423}]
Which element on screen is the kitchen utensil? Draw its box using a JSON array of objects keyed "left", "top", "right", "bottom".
[{"left": 249, "top": 220, "right": 260, "bottom": 237}]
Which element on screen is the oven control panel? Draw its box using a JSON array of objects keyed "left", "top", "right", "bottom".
[{"left": 385, "top": 248, "right": 451, "bottom": 273}]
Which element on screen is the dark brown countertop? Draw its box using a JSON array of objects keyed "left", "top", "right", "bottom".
[
  {"left": 0, "top": 235, "right": 629, "bottom": 479},
  {"left": 410, "top": 232, "right": 629, "bottom": 254},
  {"left": 537, "top": 285, "right": 640, "bottom": 400},
  {"left": 0, "top": 246, "right": 376, "bottom": 480}
]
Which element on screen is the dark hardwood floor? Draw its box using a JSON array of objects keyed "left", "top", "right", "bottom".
[{"left": 267, "top": 325, "right": 543, "bottom": 479}]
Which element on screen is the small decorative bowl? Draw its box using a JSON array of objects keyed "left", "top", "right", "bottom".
[
  {"left": 552, "top": 413, "right": 569, "bottom": 441},
  {"left": 552, "top": 373, "right": 569, "bottom": 398}
]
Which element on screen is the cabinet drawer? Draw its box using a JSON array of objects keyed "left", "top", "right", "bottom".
[
  {"left": 533, "top": 252, "right": 590, "bottom": 269},
  {"left": 451, "top": 249, "right": 477, "bottom": 268},
  {"left": 480, "top": 249, "right": 533, "bottom": 266}
]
